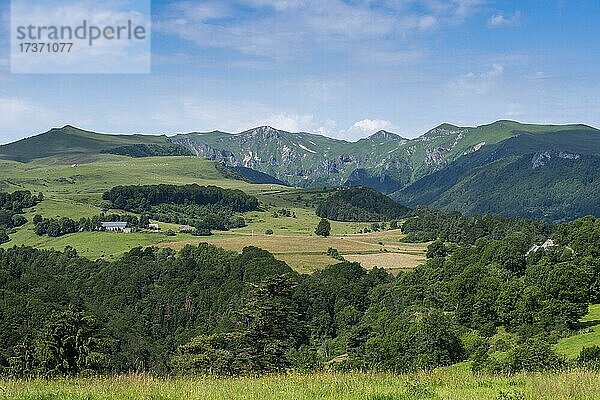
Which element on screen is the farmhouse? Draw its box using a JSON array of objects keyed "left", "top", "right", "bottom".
[
  {"left": 148, "top": 223, "right": 160, "bottom": 231},
  {"left": 526, "top": 239, "right": 556, "bottom": 256},
  {"left": 101, "top": 222, "right": 129, "bottom": 232},
  {"left": 179, "top": 225, "right": 195, "bottom": 233}
]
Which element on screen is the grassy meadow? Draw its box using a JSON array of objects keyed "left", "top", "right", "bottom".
[
  {"left": 0, "top": 155, "right": 427, "bottom": 271},
  {"left": 555, "top": 304, "right": 600, "bottom": 359},
  {"left": 2, "top": 365, "right": 600, "bottom": 400}
]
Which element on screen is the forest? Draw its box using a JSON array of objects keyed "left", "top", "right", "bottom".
[
  {"left": 101, "top": 143, "right": 194, "bottom": 158},
  {"left": 103, "top": 184, "right": 259, "bottom": 213},
  {"left": 1, "top": 214, "right": 599, "bottom": 377},
  {"left": 316, "top": 186, "right": 410, "bottom": 222},
  {"left": 401, "top": 207, "right": 554, "bottom": 244},
  {"left": 102, "top": 184, "right": 258, "bottom": 233}
]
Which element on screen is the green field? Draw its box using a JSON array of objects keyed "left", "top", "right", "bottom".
[
  {"left": 0, "top": 155, "right": 427, "bottom": 271},
  {"left": 555, "top": 304, "right": 600, "bottom": 359},
  {"left": 2, "top": 365, "right": 600, "bottom": 400}
]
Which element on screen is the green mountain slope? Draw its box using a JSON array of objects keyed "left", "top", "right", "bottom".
[
  {"left": 171, "top": 121, "right": 595, "bottom": 193},
  {"left": 393, "top": 129, "right": 600, "bottom": 221},
  {"left": 0, "top": 125, "right": 169, "bottom": 162},
  {"left": 2, "top": 121, "right": 600, "bottom": 221}
]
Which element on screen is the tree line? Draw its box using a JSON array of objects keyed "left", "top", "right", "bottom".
[
  {"left": 401, "top": 207, "right": 553, "bottom": 244},
  {"left": 103, "top": 184, "right": 259, "bottom": 214},
  {"left": 102, "top": 184, "right": 258, "bottom": 234},
  {"left": 316, "top": 186, "right": 410, "bottom": 222},
  {"left": 0, "top": 191, "right": 43, "bottom": 244},
  {"left": 101, "top": 143, "right": 194, "bottom": 158},
  {"left": 33, "top": 214, "right": 150, "bottom": 237}
]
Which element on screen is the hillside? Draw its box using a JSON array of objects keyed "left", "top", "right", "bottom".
[
  {"left": 171, "top": 121, "right": 596, "bottom": 193},
  {"left": 316, "top": 186, "right": 410, "bottom": 222},
  {"left": 393, "top": 129, "right": 600, "bottom": 221},
  {"left": 2, "top": 121, "right": 600, "bottom": 221},
  {"left": 0, "top": 125, "right": 170, "bottom": 162},
  {"left": 0, "top": 155, "right": 426, "bottom": 272}
]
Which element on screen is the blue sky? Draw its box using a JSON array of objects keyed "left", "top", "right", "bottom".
[{"left": 0, "top": 0, "right": 599, "bottom": 143}]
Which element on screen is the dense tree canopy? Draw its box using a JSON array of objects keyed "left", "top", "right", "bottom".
[
  {"left": 1, "top": 210, "right": 599, "bottom": 377},
  {"left": 103, "top": 184, "right": 259, "bottom": 213},
  {"left": 316, "top": 186, "right": 410, "bottom": 222},
  {"left": 101, "top": 144, "right": 193, "bottom": 158},
  {"left": 102, "top": 184, "right": 257, "bottom": 233},
  {"left": 402, "top": 207, "right": 553, "bottom": 245}
]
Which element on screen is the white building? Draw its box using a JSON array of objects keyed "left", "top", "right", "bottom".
[
  {"left": 101, "top": 222, "right": 128, "bottom": 232},
  {"left": 526, "top": 239, "right": 556, "bottom": 256}
]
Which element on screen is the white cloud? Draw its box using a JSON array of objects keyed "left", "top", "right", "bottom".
[
  {"left": 104, "top": 95, "right": 397, "bottom": 142},
  {"left": 353, "top": 119, "right": 394, "bottom": 133},
  {"left": 423, "top": 0, "right": 487, "bottom": 24},
  {"left": 240, "top": 0, "right": 304, "bottom": 12},
  {"left": 263, "top": 113, "right": 316, "bottom": 132},
  {"left": 489, "top": 11, "right": 522, "bottom": 27},
  {"left": 0, "top": 97, "right": 56, "bottom": 144},
  {"left": 355, "top": 48, "right": 428, "bottom": 66},
  {"left": 448, "top": 64, "right": 504, "bottom": 96},
  {"left": 156, "top": 0, "right": 488, "bottom": 62},
  {"left": 9, "top": 0, "right": 151, "bottom": 73},
  {"left": 106, "top": 97, "right": 324, "bottom": 136},
  {"left": 329, "top": 119, "right": 396, "bottom": 141}
]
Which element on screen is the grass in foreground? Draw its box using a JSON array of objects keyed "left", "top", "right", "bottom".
[{"left": 2, "top": 366, "right": 600, "bottom": 400}]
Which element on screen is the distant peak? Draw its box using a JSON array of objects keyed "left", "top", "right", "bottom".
[
  {"left": 435, "top": 123, "right": 461, "bottom": 130},
  {"left": 367, "top": 130, "right": 406, "bottom": 141},
  {"left": 240, "top": 126, "right": 289, "bottom": 137},
  {"left": 248, "top": 125, "right": 282, "bottom": 132},
  {"left": 48, "top": 125, "right": 83, "bottom": 134},
  {"left": 422, "top": 123, "right": 465, "bottom": 138}
]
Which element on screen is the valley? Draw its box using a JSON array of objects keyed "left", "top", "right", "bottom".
[
  {"left": 0, "top": 155, "right": 426, "bottom": 272},
  {"left": 0, "top": 122, "right": 599, "bottom": 390}
]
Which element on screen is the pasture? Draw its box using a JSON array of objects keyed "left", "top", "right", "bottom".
[
  {"left": 555, "top": 304, "right": 600, "bottom": 359},
  {"left": 0, "top": 156, "right": 428, "bottom": 272}
]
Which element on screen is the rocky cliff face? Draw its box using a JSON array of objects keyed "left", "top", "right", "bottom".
[{"left": 171, "top": 122, "right": 597, "bottom": 193}]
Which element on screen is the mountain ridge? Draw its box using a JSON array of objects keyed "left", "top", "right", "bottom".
[{"left": 2, "top": 120, "right": 600, "bottom": 220}]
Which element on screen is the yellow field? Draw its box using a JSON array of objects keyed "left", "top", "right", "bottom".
[{"left": 158, "top": 230, "right": 427, "bottom": 273}]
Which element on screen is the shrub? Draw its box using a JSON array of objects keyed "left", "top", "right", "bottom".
[
  {"left": 264, "top": 229, "right": 274, "bottom": 235},
  {"left": 315, "top": 218, "right": 331, "bottom": 237},
  {"left": 402, "top": 231, "right": 437, "bottom": 243},
  {"left": 475, "top": 338, "right": 564, "bottom": 374},
  {"left": 0, "top": 230, "right": 9, "bottom": 244},
  {"left": 327, "top": 247, "right": 345, "bottom": 261},
  {"left": 11, "top": 215, "right": 27, "bottom": 227},
  {"left": 426, "top": 240, "right": 447, "bottom": 259},
  {"left": 577, "top": 345, "right": 600, "bottom": 369}
]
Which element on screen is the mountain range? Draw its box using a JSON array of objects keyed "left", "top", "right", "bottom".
[{"left": 1, "top": 120, "right": 599, "bottom": 221}]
